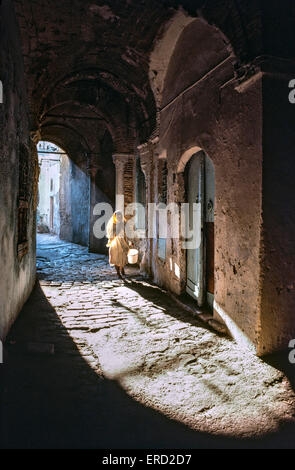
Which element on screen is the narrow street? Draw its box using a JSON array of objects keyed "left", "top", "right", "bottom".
[{"left": 1, "top": 235, "right": 295, "bottom": 449}]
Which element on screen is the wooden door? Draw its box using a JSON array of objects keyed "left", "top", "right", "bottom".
[
  {"left": 204, "top": 155, "right": 215, "bottom": 308},
  {"left": 186, "top": 152, "right": 205, "bottom": 306},
  {"left": 186, "top": 152, "right": 215, "bottom": 309}
]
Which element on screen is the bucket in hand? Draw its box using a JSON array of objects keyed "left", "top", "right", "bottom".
[{"left": 128, "top": 249, "right": 139, "bottom": 265}]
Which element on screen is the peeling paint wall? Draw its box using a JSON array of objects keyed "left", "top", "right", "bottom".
[{"left": 0, "top": 0, "right": 36, "bottom": 340}]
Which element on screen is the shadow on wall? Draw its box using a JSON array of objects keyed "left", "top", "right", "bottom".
[
  {"left": 60, "top": 152, "right": 90, "bottom": 247},
  {"left": 0, "top": 282, "right": 295, "bottom": 449},
  {"left": 89, "top": 130, "right": 116, "bottom": 255}
]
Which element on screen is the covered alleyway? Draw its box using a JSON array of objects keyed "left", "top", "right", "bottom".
[
  {"left": 1, "top": 235, "right": 295, "bottom": 449},
  {"left": 1, "top": 0, "right": 295, "bottom": 450}
]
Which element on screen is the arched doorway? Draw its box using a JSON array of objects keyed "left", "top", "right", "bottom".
[
  {"left": 185, "top": 151, "right": 215, "bottom": 309},
  {"left": 37, "top": 140, "right": 91, "bottom": 247},
  {"left": 37, "top": 141, "right": 64, "bottom": 236}
]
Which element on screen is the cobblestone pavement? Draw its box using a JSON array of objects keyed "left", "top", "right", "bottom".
[{"left": 1, "top": 234, "right": 295, "bottom": 448}]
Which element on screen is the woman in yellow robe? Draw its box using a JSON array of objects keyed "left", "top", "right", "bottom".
[{"left": 106, "top": 210, "right": 129, "bottom": 278}]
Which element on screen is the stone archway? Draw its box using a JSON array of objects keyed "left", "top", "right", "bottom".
[{"left": 176, "top": 146, "right": 203, "bottom": 175}]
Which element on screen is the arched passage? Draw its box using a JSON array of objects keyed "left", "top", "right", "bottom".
[
  {"left": 1, "top": 0, "right": 295, "bottom": 450},
  {"left": 37, "top": 140, "right": 91, "bottom": 247}
]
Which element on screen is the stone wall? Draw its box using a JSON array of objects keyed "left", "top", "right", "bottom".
[
  {"left": 139, "top": 18, "right": 264, "bottom": 353},
  {"left": 139, "top": 15, "right": 295, "bottom": 355},
  {"left": 0, "top": 0, "right": 36, "bottom": 340},
  {"left": 59, "top": 154, "right": 90, "bottom": 247}
]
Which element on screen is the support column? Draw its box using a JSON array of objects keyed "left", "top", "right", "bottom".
[
  {"left": 137, "top": 141, "right": 156, "bottom": 276},
  {"left": 112, "top": 153, "right": 134, "bottom": 212}
]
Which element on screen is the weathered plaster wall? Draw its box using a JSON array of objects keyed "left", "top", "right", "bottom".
[
  {"left": 148, "top": 19, "right": 264, "bottom": 351},
  {"left": 0, "top": 0, "right": 36, "bottom": 340},
  {"left": 60, "top": 155, "right": 90, "bottom": 247},
  {"left": 69, "top": 160, "right": 90, "bottom": 247},
  {"left": 149, "top": 8, "right": 195, "bottom": 110},
  {"left": 59, "top": 154, "right": 71, "bottom": 242},
  {"left": 37, "top": 154, "right": 60, "bottom": 234}
]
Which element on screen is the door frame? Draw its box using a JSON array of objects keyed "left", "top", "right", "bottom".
[
  {"left": 185, "top": 151, "right": 205, "bottom": 306},
  {"left": 180, "top": 147, "right": 215, "bottom": 309}
]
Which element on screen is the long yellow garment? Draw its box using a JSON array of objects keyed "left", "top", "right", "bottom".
[{"left": 106, "top": 219, "right": 129, "bottom": 267}]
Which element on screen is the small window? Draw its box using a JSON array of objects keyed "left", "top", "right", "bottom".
[{"left": 158, "top": 237, "right": 166, "bottom": 260}]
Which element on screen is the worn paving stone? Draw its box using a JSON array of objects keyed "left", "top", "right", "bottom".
[{"left": 2, "top": 234, "right": 295, "bottom": 449}]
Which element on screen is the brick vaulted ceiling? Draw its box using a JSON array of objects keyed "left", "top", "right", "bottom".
[
  {"left": 13, "top": 0, "right": 175, "bottom": 149},
  {"left": 12, "top": 0, "right": 295, "bottom": 151}
]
